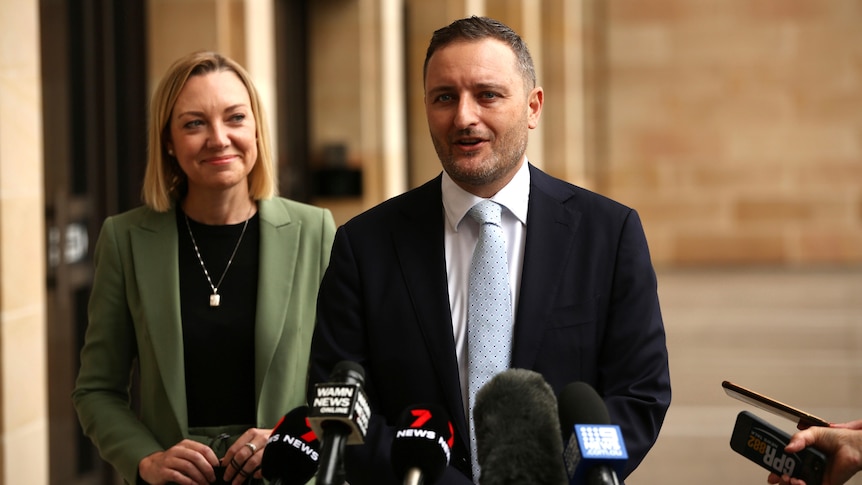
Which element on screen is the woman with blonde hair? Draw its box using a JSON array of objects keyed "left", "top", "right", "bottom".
[{"left": 73, "top": 51, "right": 335, "bottom": 485}]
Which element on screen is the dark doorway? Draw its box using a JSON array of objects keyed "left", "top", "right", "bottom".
[
  {"left": 274, "top": 0, "right": 312, "bottom": 202},
  {"left": 41, "top": 0, "right": 148, "bottom": 483}
]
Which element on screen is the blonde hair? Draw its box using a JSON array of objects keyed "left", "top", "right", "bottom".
[{"left": 142, "top": 51, "right": 276, "bottom": 211}]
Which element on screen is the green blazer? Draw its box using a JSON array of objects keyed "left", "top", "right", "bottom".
[{"left": 72, "top": 198, "right": 336, "bottom": 484}]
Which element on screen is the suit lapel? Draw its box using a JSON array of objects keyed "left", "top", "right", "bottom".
[
  {"left": 254, "top": 200, "right": 298, "bottom": 404},
  {"left": 512, "top": 166, "right": 581, "bottom": 369},
  {"left": 130, "top": 209, "right": 188, "bottom": 431},
  {"left": 391, "top": 178, "right": 472, "bottom": 456}
]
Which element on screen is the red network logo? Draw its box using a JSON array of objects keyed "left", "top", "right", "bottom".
[{"left": 409, "top": 408, "right": 454, "bottom": 449}]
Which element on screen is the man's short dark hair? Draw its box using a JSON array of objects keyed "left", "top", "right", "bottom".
[{"left": 423, "top": 16, "right": 536, "bottom": 89}]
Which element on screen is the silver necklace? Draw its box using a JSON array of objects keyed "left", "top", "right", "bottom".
[{"left": 184, "top": 209, "right": 252, "bottom": 307}]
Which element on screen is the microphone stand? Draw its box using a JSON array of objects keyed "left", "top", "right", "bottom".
[
  {"left": 586, "top": 466, "right": 620, "bottom": 485},
  {"left": 316, "top": 425, "right": 347, "bottom": 485},
  {"left": 403, "top": 467, "right": 424, "bottom": 485}
]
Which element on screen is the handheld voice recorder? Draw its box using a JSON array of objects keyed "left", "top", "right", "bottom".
[{"left": 730, "top": 410, "right": 826, "bottom": 485}]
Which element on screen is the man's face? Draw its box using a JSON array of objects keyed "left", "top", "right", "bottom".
[{"left": 424, "top": 38, "right": 543, "bottom": 197}]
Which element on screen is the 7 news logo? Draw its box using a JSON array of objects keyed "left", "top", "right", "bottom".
[{"left": 394, "top": 407, "right": 455, "bottom": 461}]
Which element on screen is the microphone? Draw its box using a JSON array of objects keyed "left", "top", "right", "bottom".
[
  {"left": 260, "top": 405, "right": 320, "bottom": 485},
  {"left": 473, "top": 368, "right": 568, "bottom": 485},
  {"left": 308, "top": 361, "right": 371, "bottom": 485},
  {"left": 390, "top": 403, "right": 454, "bottom": 485},
  {"left": 558, "top": 382, "right": 628, "bottom": 485}
]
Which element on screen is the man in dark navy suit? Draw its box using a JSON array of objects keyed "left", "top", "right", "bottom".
[{"left": 308, "top": 16, "right": 671, "bottom": 484}]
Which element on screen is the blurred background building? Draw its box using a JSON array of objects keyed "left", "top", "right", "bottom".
[{"left": 1, "top": 0, "right": 860, "bottom": 483}]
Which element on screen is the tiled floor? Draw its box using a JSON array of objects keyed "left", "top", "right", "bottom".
[{"left": 627, "top": 267, "right": 862, "bottom": 485}]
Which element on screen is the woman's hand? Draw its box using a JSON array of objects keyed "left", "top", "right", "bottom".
[
  {"left": 219, "top": 427, "right": 273, "bottom": 485},
  {"left": 766, "top": 420, "right": 862, "bottom": 485},
  {"left": 138, "top": 439, "right": 220, "bottom": 485}
]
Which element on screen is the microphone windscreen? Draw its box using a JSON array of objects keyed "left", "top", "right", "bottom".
[
  {"left": 391, "top": 403, "right": 454, "bottom": 484},
  {"left": 260, "top": 405, "right": 320, "bottom": 484},
  {"left": 558, "top": 381, "right": 611, "bottom": 430},
  {"left": 473, "top": 368, "right": 567, "bottom": 485}
]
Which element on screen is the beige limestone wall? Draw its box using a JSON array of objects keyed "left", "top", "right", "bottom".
[
  {"left": 148, "top": 0, "right": 247, "bottom": 80},
  {"left": 0, "top": 0, "right": 49, "bottom": 483},
  {"left": 147, "top": 0, "right": 276, "bottom": 134},
  {"left": 603, "top": 0, "right": 862, "bottom": 265}
]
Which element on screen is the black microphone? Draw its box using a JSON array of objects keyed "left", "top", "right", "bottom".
[
  {"left": 391, "top": 403, "right": 454, "bottom": 485},
  {"left": 473, "top": 368, "right": 568, "bottom": 485},
  {"left": 558, "top": 382, "right": 628, "bottom": 485},
  {"left": 308, "top": 361, "right": 371, "bottom": 485},
  {"left": 260, "top": 405, "right": 321, "bottom": 485}
]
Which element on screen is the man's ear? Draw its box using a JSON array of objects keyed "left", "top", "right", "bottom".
[{"left": 527, "top": 86, "right": 544, "bottom": 129}]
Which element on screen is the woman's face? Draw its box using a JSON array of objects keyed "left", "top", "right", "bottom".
[{"left": 167, "top": 70, "right": 257, "bottom": 198}]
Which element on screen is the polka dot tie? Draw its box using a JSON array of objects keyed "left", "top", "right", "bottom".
[{"left": 466, "top": 200, "right": 513, "bottom": 481}]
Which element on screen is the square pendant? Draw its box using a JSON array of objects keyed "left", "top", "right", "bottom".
[{"left": 210, "top": 293, "right": 221, "bottom": 307}]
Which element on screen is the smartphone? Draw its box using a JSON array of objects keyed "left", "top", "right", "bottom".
[{"left": 722, "top": 380, "right": 830, "bottom": 429}]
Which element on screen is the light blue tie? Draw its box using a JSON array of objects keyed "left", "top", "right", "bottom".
[{"left": 466, "top": 200, "right": 513, "bottom": 482}]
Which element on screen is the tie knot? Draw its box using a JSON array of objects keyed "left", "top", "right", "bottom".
[{"left": 468, "top": 200, "right": 502, "bottom": 226}]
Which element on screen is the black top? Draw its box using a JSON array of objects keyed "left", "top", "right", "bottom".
[{"left": 177, "top": 207, "right": 260, "bottom": 428}]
